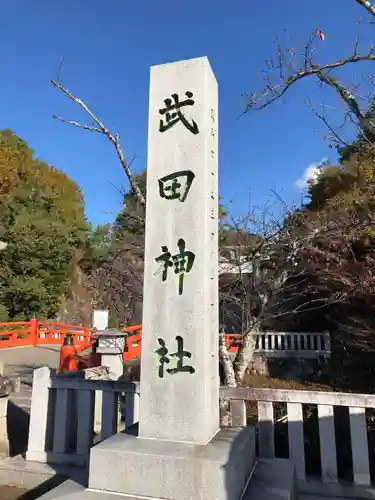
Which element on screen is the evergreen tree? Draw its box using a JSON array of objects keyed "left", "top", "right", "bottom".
[{"left": 0, "top": 130, "right": 88, "bottom": 320}]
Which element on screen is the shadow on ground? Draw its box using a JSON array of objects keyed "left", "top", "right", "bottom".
[
  {"left": 7, "top": 400, "right": 29, "bottom": 456},
  {"left": 17, "top": 476, "right": 67, "bottom": 500}
]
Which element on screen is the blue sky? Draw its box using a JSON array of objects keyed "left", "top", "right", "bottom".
[{"left": 1, "top": 0, "right": 373, "bottom": 225}]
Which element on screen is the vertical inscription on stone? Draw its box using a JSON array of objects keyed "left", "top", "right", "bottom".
[
  {"left": 140, "top": 57, "right": 219, "bottom": 444},
  {"left": 159, "top": 91, "right": 199, "bottom": 134}
]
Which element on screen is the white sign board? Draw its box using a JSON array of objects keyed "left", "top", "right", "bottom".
[{"left": 92, "top": 310, "right": 109, "bottom": 331}]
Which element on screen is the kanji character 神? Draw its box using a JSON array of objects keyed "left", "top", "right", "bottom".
[{"left": 155, "top": 238, "right": 195, "bottom": 295}]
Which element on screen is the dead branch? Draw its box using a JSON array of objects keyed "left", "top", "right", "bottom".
[
  {"left": 305, "top": 101, "right": 350, "bottom": 148},
  {"left": 245, "top": 50, "right": 375, "bottom": 112},
  {"left": 356, "top": 0, "right": 375, "bottom": 17},
  {"left": 315, "top": 70, "right": 375, "bottom": 137},
  {"left": 51, "top": 79, "right": 146, "bottom": 208}
]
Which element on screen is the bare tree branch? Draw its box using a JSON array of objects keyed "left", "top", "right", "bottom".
[
  {"left": 315, "top": 70, "right": 375, "bottom": 137},
  {"left": 305, "top": 101, "right": 350, "bottom": 147},
  {"left": 356, "top": 0, "right": 375, "bottom": 17},
  {"left": 51, "top": 79, "right": 146, "bottom": 208},
  {"left": 245, "top": 51, "right": 375, "bottom": 112},
  {"left": 52, "top": 115, "right": 102, "bottom": 134}
]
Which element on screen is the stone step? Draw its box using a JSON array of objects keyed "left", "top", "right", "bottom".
[
  {"left": 244, "top": 458, "right": 297, "bottom": 500},
  {"left": 35, "top": 459, "right": 297, "bottom": 500},
  {"left": 0, "top": 455, "right": 86, "bottom": 491},
  {"left": 88, "top": 427, "right": 256, "bottom": 500},
  {"left": 36, "top": 479, "right": 142, "bottom": 499}
]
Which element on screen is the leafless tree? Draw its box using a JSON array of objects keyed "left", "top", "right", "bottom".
[
  {"left": 90, "top": 237, "right": 144, "bottom": 327},
  {"left": 216, "top": 198, "right": 363, "bottom": 386},
  {"left": 51, "top": 80, "right": 145, "bottom": 208},
  {"left": 51, "top": 79, "right": 148, "bottom": 324},
  {"left": 243, "top": 1, "right": 375, "bottom": 154}
]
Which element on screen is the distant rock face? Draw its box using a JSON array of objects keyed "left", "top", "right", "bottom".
[{"left": 56, "top": 264, "right": 94, "bottom": 327}]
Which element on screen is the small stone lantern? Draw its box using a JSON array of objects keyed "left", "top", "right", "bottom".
[{"left": 95, "top": 328, "right": 126, "bottom": 379}]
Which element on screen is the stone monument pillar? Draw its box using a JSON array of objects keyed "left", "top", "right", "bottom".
[
  {"left": 139, "top": 56, "right": 219, "bottom": 444},
  {"left": 89, "top": 57, "right": 255, "bottom": 500}
]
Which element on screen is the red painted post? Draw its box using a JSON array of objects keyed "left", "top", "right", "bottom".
[
  {"left": 29, "top": 318, "right": 39, "bottom": 346},
  {"left": 59, "top": 334, "right": 78, "bottom": 372}
]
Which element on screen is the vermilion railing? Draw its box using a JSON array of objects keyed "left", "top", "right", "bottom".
[
  {"left": 0, "top": 320, "right": 244, "bottom": 361},
  {"left": 225, "top": 333, "right": 243, "bottom": 353},
  {"left": 38, "top": 321, "right": 94, "bottom": 346},
  {"left": 0, "top": 321, "right": 34, "bottom": 348},
  {"left": 124, "top": 325, "right": 142, "bottom": 361},
  {"left": 0, "top": 319, "right": 95, "bottom": 349},
  {"left": 122, "top": 326, "right": 244, "bottom": 360}
]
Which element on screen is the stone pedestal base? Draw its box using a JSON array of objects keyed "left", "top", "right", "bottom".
[
  {"left": 88, "top": 427, "right": 255, "bottom": 500},
  {"left": 35, "top": 456, "right": 298, "bottom": 500}
]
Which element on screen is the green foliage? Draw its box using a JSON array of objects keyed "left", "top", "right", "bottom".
[
  {"left": 306, "top": 164, "right": 356, "bottom": 209},
  {"left": 114, "top": 169, "right": 147, "bottom": 238},
  {"left": 0, "top": 304, "right": 9, "bottom": 322},
  {"left": 338, "top": 101, "right": 375, "bottom": 164},
  {"left": 0, "top": 129, "right": 88, "bottom": 320},
  {"left": 218, "top": 195, "right": 230, "bottom": 223},
  {"left": 307, "top": 157, "right": 375, "bottom": 211},
  {"left": 306, "top": 97, "right": 375, "bottom": 211},
  {"left": 278, "top": 101, "right": 375, "bottom": 363},
  {"left": 81, "top": 223, "right": 112, "bottom": 272}
]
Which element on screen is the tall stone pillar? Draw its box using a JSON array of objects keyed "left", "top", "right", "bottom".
[
  {"left": 139, "top": 56, "right": 219, "bottom": 444},
  {"left": 89, "top": 57, "right": 255, "bottom": 500}
]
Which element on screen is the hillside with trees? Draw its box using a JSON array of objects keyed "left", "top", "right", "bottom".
[
  {"left": 0, "top": 129, "right": 88, "bottom": 321},
  {"left": 282, "top": 118, "right": 375, "bottom": 390}
]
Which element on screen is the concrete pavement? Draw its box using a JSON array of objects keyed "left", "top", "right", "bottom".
[
  {"left": 0, "top": 346, "right": 60, "bottom": 412},
  {"left": 0, "top": 346, "right": 60, "bottom": 456}
]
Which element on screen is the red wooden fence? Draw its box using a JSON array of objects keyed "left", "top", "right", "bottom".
[
  {"left": 0, "top": 320, "right": 243, "bottom": 361},
  {"left": 122, "top": 326, "right": 242, "bottom": 361},
  {"left": 0, "top": 319, "right": 94, "bottom": 349},
  {"left": 123, "top": 325, "right": 142, "bottom": 361}
]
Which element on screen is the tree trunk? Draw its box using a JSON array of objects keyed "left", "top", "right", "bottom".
[
  {"left": 218, "top": 331, "right": 236, "bottom": 426},
  {"left": 218, "top": 330, "right": 237, "bottom": 387},
  {"left": 234, "top": 329, "right": 258, "bottom": 382}
]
